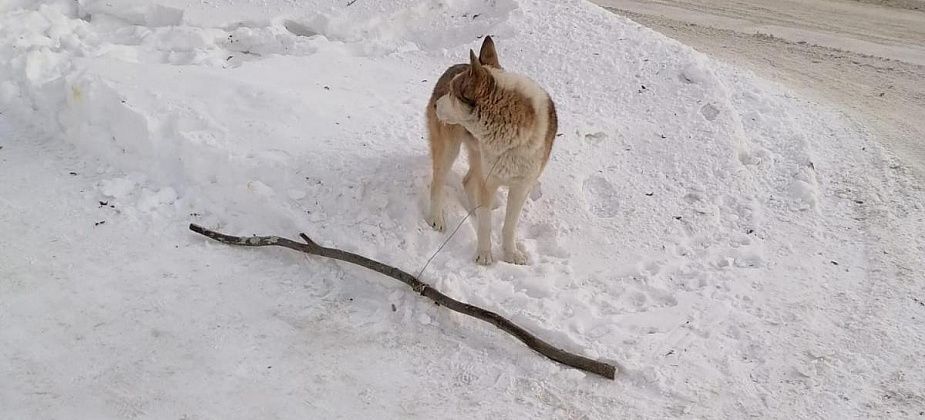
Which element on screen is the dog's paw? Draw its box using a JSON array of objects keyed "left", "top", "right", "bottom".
[
  {"left": 475, "top": 249, "right": 494, "bottom": 265},
  {"left": 426, "top": 212, "right": 446, "bottom": 232},
  {"left": 503, "top": 248, "right": 528, "bottom": 265}
]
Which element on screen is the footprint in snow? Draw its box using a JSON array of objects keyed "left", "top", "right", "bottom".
[
  {"left": 584, "top": 131, "right": 608, "bottom": 145},
  {"left": 700, "top": 103, "right": 720, "bottom": 121},
  {"left": 583, "top": 175, "right": 620, "bottom": 218}
]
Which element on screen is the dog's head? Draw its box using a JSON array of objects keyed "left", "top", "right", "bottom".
[{"left": 435, "top": 36, "right": 501, "bottom": 125}]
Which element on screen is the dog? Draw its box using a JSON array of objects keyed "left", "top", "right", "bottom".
[{"left": 425, "top": 36, "right": 557, "bottom": 265}]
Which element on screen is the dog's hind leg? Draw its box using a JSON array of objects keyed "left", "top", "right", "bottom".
[
  {"left": 501, "top": 181, "right": 532, "bottom": 265},
  {"left": 427, "top": 125, "right": 461, "bottom": 232},
  {"left": 462, "top": 142, "right": 482, "bottom": 213}
]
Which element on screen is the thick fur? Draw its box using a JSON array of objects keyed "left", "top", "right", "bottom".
[{"left": 425, "top": 36, "right": 557, "bottom": 265}]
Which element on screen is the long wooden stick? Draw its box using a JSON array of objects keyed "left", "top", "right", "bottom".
[{"left": 188, "top": 223, "right": 616, "bottom": 380}]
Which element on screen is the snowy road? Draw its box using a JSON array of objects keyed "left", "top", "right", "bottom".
[{"left": 594, "top": 0, "right": 925, "bottom": 179}]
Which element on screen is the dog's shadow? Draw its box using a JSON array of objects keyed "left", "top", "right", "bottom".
[
  {"left": 406, "top": 150, "right": 506, "bottom": 227},
  {"left": 323, "top": 150, "right": 554, "bottom": 263},
  {"left": 327, "top": 150, "right": 469, "bottom": 229}
]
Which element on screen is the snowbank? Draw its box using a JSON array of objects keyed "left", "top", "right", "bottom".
[{"left": 2, "top": 0, "right": 923, "bottom": 418}]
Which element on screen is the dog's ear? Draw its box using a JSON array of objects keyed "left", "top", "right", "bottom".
[
  {"left": 478, "top": 36, "right": 499, "bottom": 67},
  {"left": 468, "top": 49, "right": 483, "bottom": 75}
]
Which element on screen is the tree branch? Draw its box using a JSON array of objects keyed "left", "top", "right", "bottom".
[{"left": 189, "top": 223, "right": 616, "bottom": 380}]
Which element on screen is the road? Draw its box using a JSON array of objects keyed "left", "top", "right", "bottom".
[{"left": 593, "top": 0, "right": 925, "bottom": 178}]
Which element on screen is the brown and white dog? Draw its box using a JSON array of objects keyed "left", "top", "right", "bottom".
[{"left": 425, "top": 36, "right": 557, "bottom": 265}]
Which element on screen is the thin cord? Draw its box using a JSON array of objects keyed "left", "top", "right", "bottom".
[
  {"left": 416, "top": 157, "right": 503, "bottom": 279},
  {"left": 416, "top": 208, "right": 476, "bottom": 279}
]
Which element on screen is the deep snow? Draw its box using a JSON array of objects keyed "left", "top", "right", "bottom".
[{"left": 1, "top": 0, "right": 923, "bottom": 418}]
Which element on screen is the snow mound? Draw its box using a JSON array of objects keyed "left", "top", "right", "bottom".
[{"left": 2, "top": 0, "right": 922, "bottom": 418}]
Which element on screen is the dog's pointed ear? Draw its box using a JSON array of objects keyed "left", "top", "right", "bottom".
[
  {"left": 469, "top": 49, "right": 483, "bottom": 74},
  {"left": 478, "top": 36, "right": 499, "bottom": 67}
]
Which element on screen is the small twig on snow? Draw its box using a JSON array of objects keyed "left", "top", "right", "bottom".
[{"left": 188, "top": 223, "right": 616, "bottom": 380}]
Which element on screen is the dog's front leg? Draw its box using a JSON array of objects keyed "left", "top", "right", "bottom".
[
  {"left": 475, "top": 177, "right": 501, "bottom": 265},
  {"left": 427, "top": 136, "right": 461, "bottom": 232},
  {"left": 502, "top": 182, "right": 531, "bottom": 265}
]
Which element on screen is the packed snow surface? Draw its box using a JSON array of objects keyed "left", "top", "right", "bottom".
[{"left": 1, "top": 0, "right": 923, "bottom": 418}]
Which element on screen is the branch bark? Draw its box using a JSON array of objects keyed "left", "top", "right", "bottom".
[{"left": 189, "top": 223, "right": 616, "bottom": 380}]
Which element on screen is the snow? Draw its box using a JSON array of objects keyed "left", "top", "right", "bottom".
[{"left": 2, "top": 0, "right": 924, "bottom": 418}]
